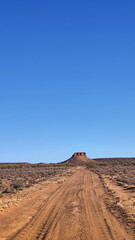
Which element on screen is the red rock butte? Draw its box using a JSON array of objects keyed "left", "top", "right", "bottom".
[
  {"left": 72, "top": 152, "right": 86, "bottom": 157},
  {"left": 64, "top": 152, "right": 96, "bottom": 165}
]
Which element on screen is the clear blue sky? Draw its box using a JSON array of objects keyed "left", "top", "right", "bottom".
[{"left": 0, "top": 0, "right": 135, "bottom": 163}]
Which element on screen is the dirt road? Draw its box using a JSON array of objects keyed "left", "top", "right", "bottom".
[{"left": 3, "top": 168, "right": 134, "bottom": 240}]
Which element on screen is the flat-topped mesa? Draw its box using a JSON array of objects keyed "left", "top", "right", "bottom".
[
  {"left": 64, "top": 152, "right": 96, "bottom": 165},
  {"left": 72, "top": 152, "right": 87, "bottom": 157}
]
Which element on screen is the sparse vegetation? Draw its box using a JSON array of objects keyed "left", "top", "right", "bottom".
[
  {"left": 0, "top": 165, "right": 71, "bottom": 196},
  {"left": 89, "top": 165, "right": 135, "bottom": 187}
]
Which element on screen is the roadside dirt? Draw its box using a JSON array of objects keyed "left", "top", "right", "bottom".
[
  {"left": 101, "top": 175, "right": 135, "bottom": 234},
  {"left": 0, "top": 168, "right": 134, "bottom": 240}
]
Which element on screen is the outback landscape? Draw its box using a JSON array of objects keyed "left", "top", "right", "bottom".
[
  {"left": 1, "top": 1, "right": 135, "bottom": 239},
  {"left": 0, "top": 153, "right": 135, "bottom": 240}
]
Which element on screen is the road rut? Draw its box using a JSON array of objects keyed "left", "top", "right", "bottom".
[{"left": 8, "top": 168, "right": 134, "bottom": 240}]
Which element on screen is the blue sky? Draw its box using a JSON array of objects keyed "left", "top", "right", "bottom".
[{"left": 0, "top": 0, "right": 135, "bottom": 163}]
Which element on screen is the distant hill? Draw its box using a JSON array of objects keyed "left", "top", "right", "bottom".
[
  {"left": 94, "top": 158, "right": 135, "bottom": 165},
  {"left": 0, "top": 162, "right": 30, "bottom": 165},
  {"left": 63, "top": 152, "right": 96, "bottom": 165}
]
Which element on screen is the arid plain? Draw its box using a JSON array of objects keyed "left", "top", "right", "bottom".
[{"left": 0, "top": 154, "right": 135, "bottom": 240}]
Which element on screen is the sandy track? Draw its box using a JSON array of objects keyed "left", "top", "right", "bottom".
[{"left": 8, "top": 168, "right": 134, "bottom": 240}]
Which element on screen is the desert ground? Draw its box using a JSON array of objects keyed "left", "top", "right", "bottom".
[{"left": 0, "top": 165, "right": 135, "bottom": 240}]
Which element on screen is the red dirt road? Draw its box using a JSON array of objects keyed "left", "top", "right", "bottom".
[{"left": 1, "top": 168, "right": 134, "bottom": 240}]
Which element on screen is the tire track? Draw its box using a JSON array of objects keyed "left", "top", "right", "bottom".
[
  {"left": 9, "top": 172, "right": 79, "bottom": 240},
  {"left": 8, "top": 168, "right": 134, "bottom": 240}
]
